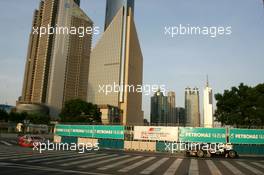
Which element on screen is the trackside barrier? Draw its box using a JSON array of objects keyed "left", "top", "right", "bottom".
[
  {"left": 233, "top": 144, "right": 264, "bottom": 155},
  {"left": 124, "top": 141, "right": 156, "bottom": 151},
  {"left": 98, "top": 139, "right": 124, "bottom": 149},
  {"left": 54, "top": 124, "right": 264, "bottom": 155},
  {"left": 61, "top": 136, "right": 78, "bottom": 144},
  {"left": 53, "top": 135, "right": 61, "bottom": 143},
  {"left": 78, "top": 138, "right": 98, "bottom": 145}
]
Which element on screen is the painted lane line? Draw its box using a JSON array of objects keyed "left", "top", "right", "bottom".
[
  {"left": 188, "top": 159, "right": 199, "bottom": 175},
  {"left": 79, "top": 155, "right": 131, "bottom": 168},
  {"left": 61, "top": 154, "right": 118, "bottom": 167},
  {"left": 98, "top": 156, "right": 143, "bottom": 170},
  {"left": 163, "top": 158, "right": 183, "bottom": 175},
  {"left": 140, "top": 158, "right": 169, "bottom": 174},
  {"left": 26, "top": 152, "right": 94, "bottom": 163},
  {"left": 0, "top": 141, "right": 12, "bottom": 146},
  {"left": 220, "top": 160, "right": 245, "bottom": 175},
  {"left": 118, "top": 157, "right": 156, "bottom": 173},
  {"left": 44, "top": 153, "right": 103, "bottom": 164},
  {"left": 205, "top": 160, "right": 222, "bottom": 175},
  {"left": 236, "top": 161, "right": 263, "bottom": 175}
]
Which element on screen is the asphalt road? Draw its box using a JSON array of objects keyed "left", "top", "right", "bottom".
[{"left": 0, "top": 139, "right": 263, "bottom": 175}]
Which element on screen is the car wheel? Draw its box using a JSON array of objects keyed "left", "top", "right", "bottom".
[
  {"left": 228, "top": 150, "right": 237, "bottom": 158},
  {"left": 206, "top": 151, "right": 212, "bottom": 158},
  {"left": 184, "top": 151, "right": 190, "bottom": 157},
  {"left": 197, "top": 150, "right": 204, "bottom": 158}
]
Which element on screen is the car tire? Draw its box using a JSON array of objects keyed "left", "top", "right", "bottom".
[
  {"left": 197, "top": 150, "right": 204, "bottom": 158},
  {"left": 228, "top": 150, "right": 237, "bottom": 159},
  {"left": 184, "top": 151, "right": 190, "bottom": 157},
  {"left": 206, "top": 151, "right": 212, "bottom": 158}
]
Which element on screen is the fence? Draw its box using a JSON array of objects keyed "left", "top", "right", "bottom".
[{"left": 53, "top": 124, "right": 264, "bottom": 154}]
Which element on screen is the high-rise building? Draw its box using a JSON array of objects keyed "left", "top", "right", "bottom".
[
  {"left": 87, "top": 0, "right": 143, "bottom": 125},
  {"left": 21, "top": 0, "right": 59, "bottom": 104},
  {"left": 167, "top": 91, "right": 176, "bottom": 124},
  {"left": 203, "top": 77, "right": 214, "bottom": 128},
  {"left": 185, "top": 87, "right": 200, "bottom": 127},
  {"left": 20, "top": 0, "right": 93, "bottom": 117},
  {"left": 150, "top": 89, "right": 168, "bottom": 124},
  {"left": 175, "top": 107, "right": 185, "bottom": 126}
]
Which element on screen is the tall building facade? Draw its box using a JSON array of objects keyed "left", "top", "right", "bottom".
[
  {"left": 87, "top": 0, "right": 143, "bottom": 125},
  {"left": 20, "top": 0, "right": 93, "bottom": 117},
  {"left": 150, "top": 90, "right": 168, "bottom": 124},
  {"left": 185, "top": 87, "right": 200, "bottom": 127},
  {"left": 203, "top": 78, "right": 214, "bottom": 127},
  {"left": 175, "top": 107, "right": 185, "bottom": 126},
  {"left": 167, "top": 91, "right": 176, "bottom": 124}
]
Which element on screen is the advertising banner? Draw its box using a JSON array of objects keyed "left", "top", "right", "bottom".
[
  {"left": 55, "top": 124, "right": 124, "bottom": 139},
  {"left": 179, "top": 127, "right": 226, "bottom": 143},
  {"left": 229, "top": 129, "right": 264, "bottom": 144},
  {"left": 134, "top": 126, "right": 178, "bottom": 141}
]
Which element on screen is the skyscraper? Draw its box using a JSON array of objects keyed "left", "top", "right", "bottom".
[
  {"left": 167, "top": 91, "right": 176, "bottom": 124},
  {"left": 20, "top": 0, "right": 93, "bottom": 117},
  {"left": 203, "top": 77, "right": 214, "bottom": 128},
  {"left": 185, "top": 87, "right": 200, "bottom": 127},
  {"left": 88, "top": 0, "right": 143, "bottom": 125},
  {"left": 151, "top": 89, "right": 168, "bottom": 124},
  {"left": 21, "top": 0, "right": 59, "bottom": 104},
  {"left": 175, "top": 107, "right": 185, "bottom": 126}
]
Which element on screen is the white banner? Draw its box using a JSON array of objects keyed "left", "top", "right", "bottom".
[{"left": 134, "top": 126, "right": 178, "bottom": 141}]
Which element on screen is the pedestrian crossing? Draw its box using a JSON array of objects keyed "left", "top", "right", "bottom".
[{"left": 0, "top": 148, "right": 263, "bottom": 175}]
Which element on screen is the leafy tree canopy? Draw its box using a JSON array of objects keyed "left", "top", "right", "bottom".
[
  {"left": 60, "top": 99, "right": 101, "bottom": 123},
  {"left": 215, "top": 83, "right": 264, "bottom": 128}
]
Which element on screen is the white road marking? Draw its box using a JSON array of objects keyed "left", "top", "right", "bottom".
[
  {"left": 26, "top": 152, "right": 94, "bottom": 163},
  {"left": 236, "top": 161, "right": 264, "bottom": 175},
  {"left": 0, "top": 141, "right": 12, "bottom": 146},
  {"left": 163, "top": 158, "right": 183, "bottom": 175},
  {"left": 61, "top": 154, "right": 118, "bottom": 167},
  {"left": 221, "top": 160, "right": 245, "bottom": 175},
  {"left": 188, "top": 159, "right": 199, "bottom": 175},
  {"left": 252, "top": 162, "right": 264, "bottom": 169},
  {"left": 140, "top": 157, "right": 169, "bottom": 174},
  {"left": 44, "top": 153, "right": 103, "bottom": 164},
  {"left": 118, "top": 157, "right": 156, "bottom": 173},
  {"left": 79, "top": 155, "right": 131, "bottom": 168},
  {"left": 0, "top": 162, "right": 111, "bottom": 175},
  {"left": 98, "top": 156, "right": 143, "bottom": 170},
  {"left": 205, "top": 160, "right": 222, "bottom": 175},
  {"left": 11, "top": 151, "right": 76, "bottom": 161}
]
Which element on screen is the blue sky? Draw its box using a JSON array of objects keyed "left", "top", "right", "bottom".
[{"left": 0, "top": 0, "right": 263, "bottom": 119}]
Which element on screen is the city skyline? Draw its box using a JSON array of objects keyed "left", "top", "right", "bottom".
[{"left": 0, "top": 0, "right": 264, "bottom": 120}]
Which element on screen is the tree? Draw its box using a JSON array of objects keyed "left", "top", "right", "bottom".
[
  {"left": 60, "top": 99, "right": 101, "bottom": 123},
  {"left": 9, "top": 112, "right": 27, "bottom": 123},
  {"left": 215, "top": 83, "right": 264, "bottom": 128},
  {"left": 0, "top": 109, "right": 9, "bottom": 122},
  {"left": 26, "top": 113, "right": 51, "bottom": 125}
]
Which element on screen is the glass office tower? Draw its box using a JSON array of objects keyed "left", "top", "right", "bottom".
[{"left": 104, "top": 0, "right": 134, "bottom": 30}]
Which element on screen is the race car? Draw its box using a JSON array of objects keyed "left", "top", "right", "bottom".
[
  {"left": 184, "top": 143, "right": 238, "bottom": 158},
  {"left": 18, "top": 135, "right": 45, "bottom": 147}
]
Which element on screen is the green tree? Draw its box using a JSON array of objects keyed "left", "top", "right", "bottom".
[
  {"left": 25, "top": 113, "right": 51, "bottom": 125},
  {"left": 215, "top": 83, "right": 264, "bottom": 128},
  {"left": 60, "top": 99, "right": 101, "bottom": 123},
  {"left": 9, "top": 112, "right": 27, "bottom": 123},
  {"left": 0, "top": 109, "right": 9, "bottom": 122}
]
